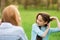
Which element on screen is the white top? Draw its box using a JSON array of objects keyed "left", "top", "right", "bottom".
[{"left": 0, "top": 22, "right": 28, "bottom": 40}]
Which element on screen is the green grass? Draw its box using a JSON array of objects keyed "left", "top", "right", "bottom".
[{"left": 18, "top": 6, "right": 60, "bottom": 40}]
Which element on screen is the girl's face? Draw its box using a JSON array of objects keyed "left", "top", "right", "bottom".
[{"left": 37, "top": 15, "right": 47, "bottom": 26}]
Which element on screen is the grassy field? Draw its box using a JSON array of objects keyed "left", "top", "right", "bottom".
[{"left": 18, "top": 6, "right": 60, "bottom": 40}]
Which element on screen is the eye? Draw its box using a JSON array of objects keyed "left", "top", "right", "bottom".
[
  {"left": 38, "top": 19, "right": 42, "bottom": 22},
  {"left": 39, "top": 20, "right": 42, "bottom": 22}
]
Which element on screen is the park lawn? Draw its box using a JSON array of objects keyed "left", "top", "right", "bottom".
[{"left": 18, "top": 6, "right": 60, "bottom": 40}]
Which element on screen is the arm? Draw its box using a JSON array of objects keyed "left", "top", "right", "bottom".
[
  {"left": 18, "top": 27, "right": 28, "bottom": 40},
  {"left": 50, "top": 16, "right": 60, "bottom": 28},
  {"left": 49, "top": 16, "right": 60, "bottom": 33},
  {"left": 49, "top": 28, "right": 60, "bottom": 33},
  {"left": 32, "top": 24, "right": 50, "bottom": 38},
  {"left": 42, "top": 28, "right": 50, "bottom": 37},
  {"left": 55, "top": 17, "right": 60, "bottom": 28}
]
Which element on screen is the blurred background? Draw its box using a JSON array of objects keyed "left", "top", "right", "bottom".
[
  {"left": 0, "top": 0, "right": 60, "bottom": 10},
  {"left": 0, "top": 0, "right": 60, "bottom": 40}
]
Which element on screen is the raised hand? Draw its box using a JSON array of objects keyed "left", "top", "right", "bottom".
[
  {"left": 50, "top": 16, "right": 60, "bottom": 28},
  {"left": 50, "top": 16, "right": 58, "bottom": 20},
  {"left": 47, "top": 23, "right": 50, "bottom": 28}
]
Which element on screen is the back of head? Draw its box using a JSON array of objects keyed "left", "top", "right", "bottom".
[{"left": 2, "top": 5, "right": 21, "bottom": 26}]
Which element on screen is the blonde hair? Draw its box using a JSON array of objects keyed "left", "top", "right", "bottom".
[{"left": 2, "top": 5, "right": 21, "bottom": 26}]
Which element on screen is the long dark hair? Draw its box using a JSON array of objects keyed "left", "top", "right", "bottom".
[
  {"left": 36, "top": 12, "right": 53, "bottom": 27},
  {"left": 36, "top": 35, "right": 42, "bottom": 40}
]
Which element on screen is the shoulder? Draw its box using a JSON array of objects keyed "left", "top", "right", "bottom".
[
  {"left": 32, "top": 23, "right": 38, "bottom": 27},
  {"left": 13, "top": 26, "right": 24, "bottom": 32},
  {"left": 32, "top": 23, "right": 39, "bottom": 30},
  {"left": 32, "top": 23, "right": 38, "bottom": 26}
]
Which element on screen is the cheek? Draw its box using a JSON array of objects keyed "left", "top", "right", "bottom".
[
  {"left": 37, "top": 20, "right": 41, "bottom": 25},
  {"left": 36, "top": 20, "right": 39, "bottom": 23}
]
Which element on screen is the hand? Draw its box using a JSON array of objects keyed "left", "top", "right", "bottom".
[
  {"left": 50, "top": 16, "right": 58, "bottom": 20},
  {"left": 58, "top": 22, "right": 60, "bottom": 28},
  {"left": 51, "top": 16, "right": 60, "bottom": 28},
  {"left": 47, "top": 23, "right": 50, "bottom": 29}
]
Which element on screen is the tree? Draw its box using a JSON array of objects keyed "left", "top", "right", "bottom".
[
  {"left": 1, "top": 0, "right": 5, "bottom": 11},
  {"left": 57, "top": 0, "right": 60, "bottom": 10},
  {"left": 43, "top": 0, "right": 48, "bottom": 9},
  {"left": 49, "top": 0, "right": 53, "bottom": 9},
  {"left": 7, "top": 0, "right": 18, "bottom": 5},
  {"left": 23, "top": 0, "right": 28, "bottom": 9}
]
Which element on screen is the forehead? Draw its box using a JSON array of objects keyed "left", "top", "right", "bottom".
[
  {"left": 38, "top": 15, "right": 42, "bottom": 20},
  {"left": 37, "top": 15, "right": 46, "bottom": 22}
]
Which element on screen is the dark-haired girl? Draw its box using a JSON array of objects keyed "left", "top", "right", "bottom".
[{"left": 31, "top": 12, "right": 60, "bottom": 40}]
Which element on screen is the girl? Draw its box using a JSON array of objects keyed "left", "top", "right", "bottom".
[
  {"left": 31, "top": 12, "right": 60, "bottom": 40},
  {"left": 0, "top": 5, "right": 28, "bottom": 40}
]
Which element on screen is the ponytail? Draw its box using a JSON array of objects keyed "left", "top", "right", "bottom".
[
  {"left": 50, "top": 17, "right": 55, "bottom": 21},
  {"left": 50, "top": 18, "right": 53, "bottom": 21}
]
